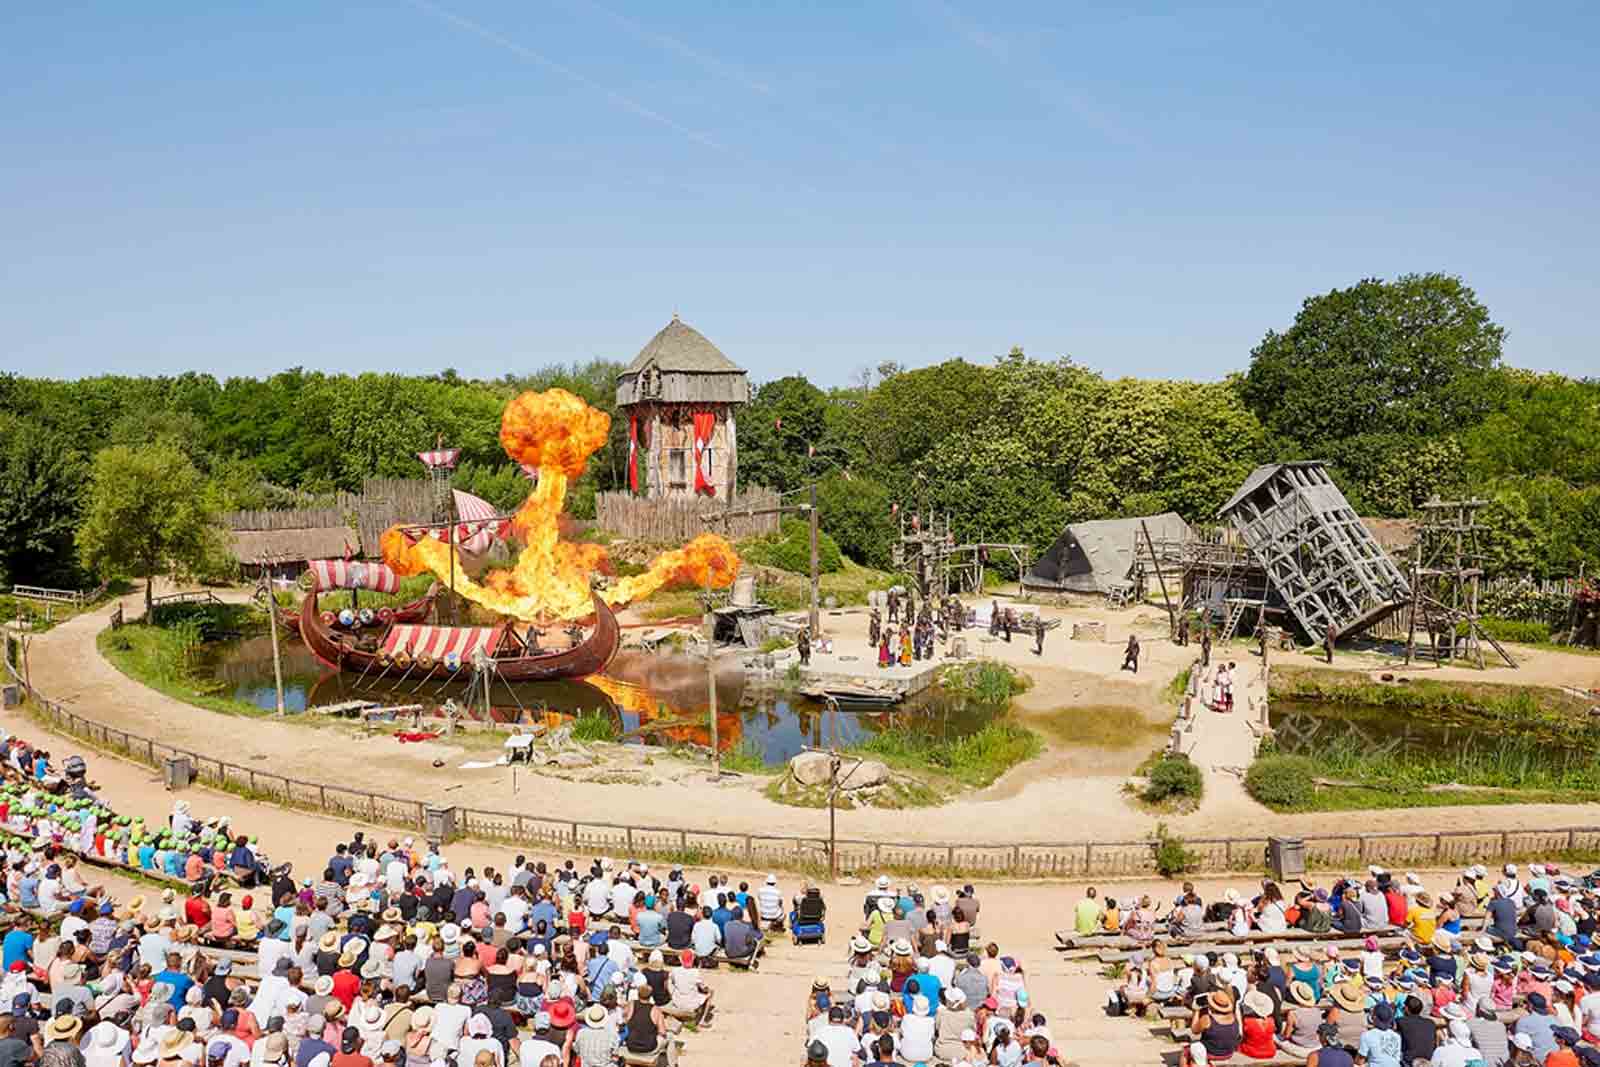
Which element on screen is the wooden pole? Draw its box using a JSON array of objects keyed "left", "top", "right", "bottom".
[
  {"left": 809, "top": 483, "right": 821, "bottom": 636},
  {"left": 1141, "top": 520, "right": 1177, "bottom": 640},
  {"left": 705, "top": 581, "right": 720, "bottom": 780},
  {"left": 263, "top": 570, "right": 286, "bottom": 717}
]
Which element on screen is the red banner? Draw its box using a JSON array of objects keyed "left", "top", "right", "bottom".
[
  {"left": 692, "top": 411, "right": 716, "bottom": 496},
  {"left": 628, "top": 413, "right": 639, "bottom": 494}
]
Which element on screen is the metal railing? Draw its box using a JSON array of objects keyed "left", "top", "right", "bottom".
[{"left": 7, "top": 657, "right": 1600, "bottom": 878}]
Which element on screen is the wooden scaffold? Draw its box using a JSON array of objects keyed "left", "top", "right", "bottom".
[{"left": 1403, "top": 498, "right": 1516, "bottom": 669}]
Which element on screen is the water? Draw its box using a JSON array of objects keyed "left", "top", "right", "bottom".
[
  {"left": 1268, "top": 699, "right": 1594, "bottom": 768},
  {"left": 198, "top": 635, "right": 992, "bottom": 766}
]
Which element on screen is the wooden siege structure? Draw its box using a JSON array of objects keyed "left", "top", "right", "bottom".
[
  {"left": 1217, "top": 461, "right": 1410, "bottom": 641},
  {"left": 891, "top": 512, "right": 1031, "bottom": 598},
  {"left": 1404, "top": 498, "right": 1516, "bottom": 669}
]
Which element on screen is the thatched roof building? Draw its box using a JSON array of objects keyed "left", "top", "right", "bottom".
[{"left": 615, "top": 316, "right": 749, "bottom": 499}]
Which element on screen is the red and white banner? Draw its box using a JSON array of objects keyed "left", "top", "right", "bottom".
[
  {"left": 309, "top": 559, "right": 401, "bottom": 594},
  {"left": 381, "top": 624, "right": 501, "bottom": 661},
  {"left": 692, "top": 411, "right": 716, "bottom": 496},
  {"left": 416, "top": 449, "right": 460, "bottom": 470}
]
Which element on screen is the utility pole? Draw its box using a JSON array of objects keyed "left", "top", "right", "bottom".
[
  {"left": 808, "top": 483, "right": 820, "bottom": 638},
  {"left": 704, "top": 577, "right": 720, "bottom": 780},
  {"left": 259, "top": 560, "right": 286, "bottom": 717}
]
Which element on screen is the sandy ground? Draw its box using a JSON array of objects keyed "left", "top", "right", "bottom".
[{"left": 19, "top": 584, "right": 1600, "bottom": 850}]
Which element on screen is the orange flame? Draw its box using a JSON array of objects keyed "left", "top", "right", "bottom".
[{"left": 381, "top": 389, "right": 739, "bottom": 621}]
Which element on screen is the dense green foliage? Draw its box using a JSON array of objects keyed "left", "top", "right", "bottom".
[
  {"left": 4, "top": 272, "right": 1596, "bottom": 590},
  {"left": 739, "top": 519, "right": 843, "bottom": 575},
  {"left": 1244, "top": 754, "right": 1320, "bottom": 810},
  {"left": 1151, "top": 823, "right": 1200, "bottom": 876},
  {"left": 1142, "top": 754, "right": 1204, "bottom": 803}
]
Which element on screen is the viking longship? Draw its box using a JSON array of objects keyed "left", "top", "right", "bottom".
[
  {"left": 277, "top": 559, "right": 438, "bottom": 629},
  {"left": 297, "top": 586, "right": 620, "bottom": 683}
]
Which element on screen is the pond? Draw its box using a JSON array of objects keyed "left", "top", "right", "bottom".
[
  {"left": 1267, "top": 699, "right": 1600, "bottom": 783},
  {"left": 198, "top": 635, "right": 995, "bottom": 766}
]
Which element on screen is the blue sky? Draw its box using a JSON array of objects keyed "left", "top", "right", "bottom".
[{"left": 3, "top": 2, "right": 1594, "bottom": 384}]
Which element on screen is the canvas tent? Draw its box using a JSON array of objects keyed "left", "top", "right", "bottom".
[{"left": 1024, "top": 512, "right": 1194, "bottom": 595}]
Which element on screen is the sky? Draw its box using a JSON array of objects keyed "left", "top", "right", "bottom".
[{"left": 3, "top": 2, "right": 1595, "bottom": 385}]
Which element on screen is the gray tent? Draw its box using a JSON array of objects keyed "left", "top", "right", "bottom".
[{"left": 1024, "top": 512, "right": 1194, "bottom": 594}]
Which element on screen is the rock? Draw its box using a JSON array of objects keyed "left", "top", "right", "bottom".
[
  {"left": 788, "top": 751, "right": 833, "bottom": 786},
  {"left": 839, "top": 759, "right": 889, "bottom": 789},
  {"left": 551, "top": 751, "right": 595, "bottom": 769}
]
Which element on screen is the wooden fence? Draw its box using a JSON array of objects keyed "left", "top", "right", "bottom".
[
  {"left": 4, "top": 582, "right": 108, "bottom": 609},
  {"left": 595, "top": 487, "right": 780, "bottom": 543},
  {"left": 226, "top": 479, "right": 438, "bottom": 557},
  {"left": 8, "top": 655, "right": 1600, "bottom": 878}
]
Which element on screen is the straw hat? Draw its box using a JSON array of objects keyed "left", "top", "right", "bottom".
[
  {"left": 319, "top": 932, "right": 340, "bottom": 952},
  {"left": 1288, "top": 980, "right": 1317, "bottom": 1007},
  {"left": 931, "top": 885, "right": 951, "bottom": 905},
  {"left": 409, "top": 1007, "right": 434, "bottom": 1032},
  {"left": 1331, "top": 983, "right": 1366, "bottom": 1012},
  {"left": 314, "top": 977, "right": 335, "bottom": 997},
  {"left": 1242, "top": 991, "right": 1274, "bottom": 1018},
  {"left": 160, "top": 1030, "right": 194, "bottom": 1058},
  {"left": 891, "top": 939, "right": 913, "bottom": 957},
  {"left": 381, "top": 908, "right": 403, "bottom": 924},
  {"left": 337, "top": 951, "right": 358, "bottom": 969},
  {"left": 45, "top": 1016, "right": 83, "bottom": 1043},
  {"left": 1206, "top": 990, "right": 1234, "bottom": 1014},
  {"left": 582, "top": 1004, "right": 608, "bottom": 1028}
]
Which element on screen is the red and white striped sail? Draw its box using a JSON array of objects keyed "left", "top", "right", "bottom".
[
  {"left": 451, "top": 489, "right": 510, "bottom": 554},
  {"left": 381, "top": 624, "right": 501, "bottom": 661},
  {"left": 308, "top": 559, "right": 400, "bottom": 593},
  {"left": 416, "top": 449, "right": 460, "bottom": 470}
]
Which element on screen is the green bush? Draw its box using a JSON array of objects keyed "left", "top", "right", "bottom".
[
  {"left": 1245, "top": 754, "right": 1320, "bottom": 810},
  {"left": 1151, "top": 823, "right": 1198, "bottom": 877},
  {"left": 570, "top": 711, "right": 618, "bottom": 743},
  {"left": 1143, "top": 755, "right": 1203, "bottom": 803},
  {"left": 1471, "top": 616, "right": 1552, "bottom": 644},
  {"left": 739, "top": 519, "right": 843, "bottom": 575}
]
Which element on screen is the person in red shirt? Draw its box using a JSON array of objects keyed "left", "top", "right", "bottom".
[
  {"left": 329, "top": 1027, "right": 373, "bottom": 1067},
  {"left": 1383, "top": 879, "right": 1407, "bottom": 927},
  {"left": 186, "top": 893, "right": 212, "bottom": 929},
  {"left": 330, "top": 952, "right": 361, "bottom": 1011}
]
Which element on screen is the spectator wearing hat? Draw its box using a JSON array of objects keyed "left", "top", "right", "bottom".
[
  {"left": 569, "top": 1005, "right": 617, "bottom": 1066},
  {"left": 1517, "top": 991, "right": 1559, "bottom": 1062},
  {"left": 1187, "top": 988, "right": 1240, "bottom": 1062}
]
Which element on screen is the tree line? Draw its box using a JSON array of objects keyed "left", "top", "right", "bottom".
[{"left": 1, "top": 272, "right": 1595, "bottom": 591}]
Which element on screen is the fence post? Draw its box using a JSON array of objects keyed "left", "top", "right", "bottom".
[
  {"left": 368, "top": 794, "right": 376, "bottom": 823},
  {"left": 1011, "top": 845, "right": 1020, "bottom": 873},
  {"left": 1084, "top": 843, "right": 1093, "bottom": 873},
  {"left": 319, "top": 785, "right": 327, "bottom": 810},
  {"left": 146, "top": 739, "right": 155, "bottom": 764},
  {"left": 516, "top": 815, "right": 525, "bottom": 839},
  {"left": 1568, "top": 829, "right": 1577, "bottom": 852},
  {"left": 946, "top": 845, "right": 954, "bottom": 871},
  {"left": 1433, "top": 834, "right": 1442, "bottom": 862},
  {"left": 1501, "top": 831, "right": 1509, "bottom": 858},
  {"left": 1358, "top": 835, "right": 1369, "bottom": 862},
  {"left": 248, "top": 770, "right": 256, "bottom": 794},
  {"left": 1225, "top": 840, "right": 1234, "bottom": 867},
  {"left": 679, "top": 830, "right": 687, "bottom": 852},
  {"left": 416, "top": 803, "right": 424, "bottom": 829},
  {"left": 745, "top": 836, "right": 753, "bottom": 867},
  {"left": 626, "top": 828, "right": 634, "bottom": 855},
  {"left": 571, "top": 822, "right": 579, "bottom": 848}
]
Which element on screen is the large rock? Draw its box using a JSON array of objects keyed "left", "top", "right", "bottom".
[
  {"left": 839, "top": 759, "right": 889, "bottom": 790},
  {"left": 788, "top": 751, "right": 833, "bottom": 786},
  {"left": 788, "top": 752, "right": 890, "bottom": 789}
]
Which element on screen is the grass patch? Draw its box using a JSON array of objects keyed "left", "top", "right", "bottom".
[
  {"left": 1165, "top": 665, "right": 1193, "bottom": 700},
  {"left": 1028, "top": 705, "right": 1170, "bottom": 750},
  {"left": 1269, "top": 666, "right": 1585, "bottom": 718},
  {"left": 849, "top": 720, "right": 1041, "bottom": 788},
  {"left": 759, "top": 634, "right": 794, "bottom": 653},
  {"left": 718, "top": 740, "right": 770, "bottom": 774},
  {"left": 939, "top": 660, "right": 1030, "bottom": 712},
  {"left": 570, "top": 711, "right": 618, "bottom": 743},
  {"left": 96, "top": 605, "right": 278, "bottom": 718}
]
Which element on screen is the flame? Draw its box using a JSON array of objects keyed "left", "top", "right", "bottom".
[{"left": 381, "top": 389, "right": 739, "bottom": 621}]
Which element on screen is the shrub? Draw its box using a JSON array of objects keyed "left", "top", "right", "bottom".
[
  {"left": 739, "top": 519, "right": 843, "bottom": 575},
  {"left": 1151, "top": 822, "right": 1198, "bottom": 876},
  {"left": 1245, "top": 754, "right": 1320, "bottom": 810},
  {"left": 570, "top": 711, "right": 618, "bottom": 743},
  {"left": 1472, "top": 616, "right": 1552, "bottom": 644},
  {"left": 1143, "top": 755, "right": 1203, "bottom": 803}
]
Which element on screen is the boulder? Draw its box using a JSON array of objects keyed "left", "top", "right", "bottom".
[
  {"left": 788, "top": 751, "right": 833, "bottom": 787},
  {"left": 839, "top": 759, "right": 889, "bottom": 789}
]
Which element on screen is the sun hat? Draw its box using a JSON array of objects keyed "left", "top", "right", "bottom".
[
  {"left": 408, "top": 1007, "right": 434, "bottom": 1031},
  {"left": 849, "top": 935, "right": 871, "bottom": 954},
  {"left": 45, "top": 1016, "right": 83, "bottom": 1042},
  {"left": 337, "top": 951, "right": 358, "bottom": 969},
  {"left": 160, "top": 1031, "right": 194, "bottom": 1058},
  {"left": 876, "top": 897, "right": 893, "bottom": 914},
  {"left": 314, "top": 976, "right": 335, "bottom": 996},
  {"left": 582, "top": 1004, "right": 607, "bottom": 1028},
  {"left": 1288, "top": 981, "right": 1316, "bottom": 1007},
  {"left": 1331, "top": 984, "right": 1365, "bottom": 1012},
  {"left": 547, "top": 1001, "right": 576, "bottom": 1029},
  {"left": 875, "top": 875, "right": 890, "bottom": 890},
  {"left": 318, "top": 932, "right": 340, "bottom": 952},
  {"left": 1242, "top": 991, "right": 1274, "bottom": 1018},
  {"left": 1206, "top": 990, "right": 1234, "bottom": 1014}
]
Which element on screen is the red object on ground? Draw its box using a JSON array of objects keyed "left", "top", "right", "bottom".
[{"left": 394, "top": 731, "right": 439, "bottom": 743}]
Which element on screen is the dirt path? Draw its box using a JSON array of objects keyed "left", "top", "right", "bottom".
[{"left": 20, "top": 586, "right": 1600, "bottom": 848}]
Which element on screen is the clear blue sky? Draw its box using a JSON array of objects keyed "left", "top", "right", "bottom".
[{"left": 4, "top": 2, "right": 1595, "bottom": 384}]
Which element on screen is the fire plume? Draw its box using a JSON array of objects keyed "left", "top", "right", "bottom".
[{"left": 381, "top": 388, "right": 739, "bottom": 622}]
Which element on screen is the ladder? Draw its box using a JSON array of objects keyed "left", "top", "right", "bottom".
[{"left": 1219, "top": 600, "right": 1249, "bottom": 643}]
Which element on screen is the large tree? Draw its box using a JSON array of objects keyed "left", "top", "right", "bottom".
[
  {"left": 1240, "top": 273, "right": 1504, "bottom": 512},
  {"left": 76, "top": 443, "right": 226, "bottom": 615},
  {"left": 0, "top": 416, "right": 87, "bottom": 588}
]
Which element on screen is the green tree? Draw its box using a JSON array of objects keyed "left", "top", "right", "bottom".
[
  {"left": 0, "top": 416, "right": 87, "bottom": 587},
  {"left": 76, "top": 443, "right": 226, "bottom": 616},
  {"left": 1241, "top": 273, "right": 1504, "bottom": 512},
  {"left": 815, "top": 472, "right": 893, "bottom": 568},
  {"left": 738, "top": 375, "right": 840, "bottom": 492}
]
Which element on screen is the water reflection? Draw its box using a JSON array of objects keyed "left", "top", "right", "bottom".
[{"left": 199, "top": 636, "right": 989, "bottom": 765}]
